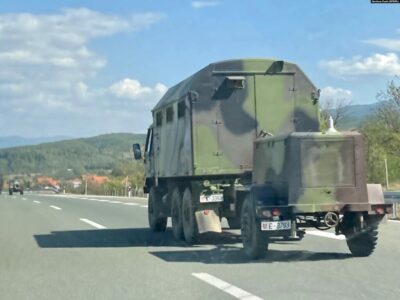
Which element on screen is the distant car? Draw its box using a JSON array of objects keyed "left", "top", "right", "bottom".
[
  {"left": 9, "top": 180, "right": 24, "bottom": 195},
  {"left": 0, "top": 175, "right": 3, "bottom": 195}
]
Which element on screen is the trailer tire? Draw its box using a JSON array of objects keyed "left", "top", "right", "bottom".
[
  {"left": 148, "top": 187, "right": 167, "bottom": 232},
  {"left": 241, "top": 195, "right": 269, "bottom": 259},
  {"left": 346, "top": 225, "right": 378, "bottom": 257},
  {"left": 171, "top": 187, "right": 184, "bottom": 240},
  {"left": 182, "top": 187, "right": 198, "bottom": 244}
]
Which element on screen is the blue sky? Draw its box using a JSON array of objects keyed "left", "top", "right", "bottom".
[{"left": 1, "top": 1, "right": 400, "bottom": 137}]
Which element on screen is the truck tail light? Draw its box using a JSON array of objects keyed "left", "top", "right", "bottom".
[
  {"left": 375, "top": 206, "right": 385, "bottom": 215},
  {"left": 262, "top": 210, "right": 271, "bottom": 217},
  {"left": 272, "top": 208, "right": 281, "bottom": 216}
]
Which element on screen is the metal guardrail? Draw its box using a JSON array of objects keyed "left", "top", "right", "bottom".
[{"left": 384, "top": 192, "right": 400, "bottom": 219}]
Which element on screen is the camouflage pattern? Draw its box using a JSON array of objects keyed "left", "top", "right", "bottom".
[
  {"left": 150, "top": 59, "right": 320, "bottom": 179},
  {"left": 252, "top": 131, "right": 374, "bottom": 213}
]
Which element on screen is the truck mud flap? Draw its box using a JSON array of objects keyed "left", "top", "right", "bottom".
[{"left": 195, "top": 209, "right": 222, "bottom": 234}]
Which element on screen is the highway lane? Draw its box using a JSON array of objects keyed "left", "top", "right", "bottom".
[{"left": 1, "top": 193, "right": 400, "bottom": 300}]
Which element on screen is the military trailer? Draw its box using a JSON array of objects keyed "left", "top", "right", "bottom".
[
  {"left": 9, "top": 179, "right": 23, "bottom": 195},
  {"left": 133, "top": 58, "right": 392, "bottom": 259}
]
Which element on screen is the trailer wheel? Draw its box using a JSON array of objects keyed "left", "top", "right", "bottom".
[
  {"left": 171, "top": 187, "right": 184, "bottom": 240},
  {"left": 343, "top": 213, "right": 378, "bottom": 257},
  {"left": 241, "top": 195, "right": 269, "bottom": 259},
  {"left": 148, "top": 187, "right": 167, "bottom": 232},
  {"left": 227, "top": 217, "right": 241, "bottom": 230},
  {"left": 182, "top": 187, "right": 198, "bottom": 244}
]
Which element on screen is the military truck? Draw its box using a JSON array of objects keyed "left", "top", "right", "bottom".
[
  {"left": 133, "top": 58, "right": 392, "bottom": 259},
  {"left": 9, "top": 179, "right": 24, "bottom": 195}
]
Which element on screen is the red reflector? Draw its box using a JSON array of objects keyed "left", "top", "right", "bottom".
[
  {"left": 272, "top": 208, "right": 280, "bottom": 216},
  {"left": 375, "top": 207, "right": 385, "bottom": 214},
  {"left": 203, "top": 210, "right": 209, "bottom": 215}
]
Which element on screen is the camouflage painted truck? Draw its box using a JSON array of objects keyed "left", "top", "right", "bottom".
[{"left": 133, "top": 58, "right": 392, "bottom": 259}]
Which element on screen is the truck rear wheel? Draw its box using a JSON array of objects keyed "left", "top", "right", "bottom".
[
  {"left": 182, "top": 187, "right": 198, "bottom": 244},
  {"left": 241, "top": 195, "right": 269, "bottom": 259},
  {"left": 171, "top": 187, "right": 184, "bottom": 240},
  {"left": 148, "top": 187, "right": 167, "bottom": 232}
]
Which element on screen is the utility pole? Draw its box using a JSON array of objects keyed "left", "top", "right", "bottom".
[{"left": 384, "top": 156, "right": 389, "bottom": 190}]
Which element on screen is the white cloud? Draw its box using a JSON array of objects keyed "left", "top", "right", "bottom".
[
  {"left": 109, "top": 79, "right": 167, "bottom": 100},
  {"left": 363, "top": 38, "right": 400, "bottom": 51},
  {"left": 0, "top": 8, "right": 166, "bottom": 136},
  {"left": 320, "top": 53, "right": 400, "bottom": 78},
  {"left": 320, "top": 86, "right": 352, "bottom": 103},
  {"left": 192, "top": 1, "right": 220, "bottom": 9}
]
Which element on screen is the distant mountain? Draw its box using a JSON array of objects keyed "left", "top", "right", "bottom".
[
  {"left": 335, "top": 102, "right": 380, "bottom": 130},
  {"left": 0, "top": 133, "right": 146, "bottom": 177},
  {"left": 0, "top": 136, "right": 71, "bottom": 149}
]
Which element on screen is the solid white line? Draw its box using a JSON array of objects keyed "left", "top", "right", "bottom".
[
  {"left": 33, "top": 200, "right": 41, "bottom": 204},
  {"left": 388, "top": 219, "right": 400, "bottom": 223},
  {"left": 306, "top": 230, "right": 345, "bottom": 240},
  {"left": 140, "top": 205, "right": 148, "bottom": 208},
  {"left": 109, "top": 200, "right": 122, "bottom": 204},
  {"left": 192, "top": 273, "right": 263, "bottom": 300},
  {"left": 124, "top": 203, "right": 139, "bottom": 206},
  {"left": 50, "top": 205, "right": 62, "bottom": 210},
  {"left": 80, "top": 218, "right": 107, "bottom": 229},
  {"left": 22, "top": 197, "right": 27, "bottom": 200}
]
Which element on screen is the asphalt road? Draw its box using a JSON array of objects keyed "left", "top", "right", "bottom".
[{"left": 1, "top": 193, "right": 400, "bottom": 300}]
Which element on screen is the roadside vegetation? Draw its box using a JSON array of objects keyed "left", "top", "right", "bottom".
[{"left": 322, "top": 78, "right": 400, "bottom": 188}]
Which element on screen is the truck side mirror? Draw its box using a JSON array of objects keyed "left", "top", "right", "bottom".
[{"left": 132, "top": 143, "right": 142, "bottom": 160}]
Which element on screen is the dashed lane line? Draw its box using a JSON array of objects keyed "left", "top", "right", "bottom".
[
  {"left": 33, "top": 200, "right": 41, "bottom": 204},
  {"left": 50, "top": 205, "right": 62, "bottom": 210},
  {"left": 192, "top": 273, "right": 263, "bottom": 300},
  {"left": 80, "top": 218, "right": 107, "bottom": 229},
  {"left": 306, "top": 230, "right": 345, "bottom": 240},
  {"left": 140, "top": 205, "right": 148, "bottom": 208},
  {"left": 389, "top": 219, "right": 400, "bottom": 223},
  {"left": 124, "top": 203, "right": 139, "bottom": 206}
]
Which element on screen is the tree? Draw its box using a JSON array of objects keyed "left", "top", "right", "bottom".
[
  {"left": 361, "top": 79, "right": 400, "bottom": 186},
  {"left": 375, "top": 78, "right": 400, "bottom": 133},
  {"left": 320, "top": 97, "right": 351, "bottom": 131}
]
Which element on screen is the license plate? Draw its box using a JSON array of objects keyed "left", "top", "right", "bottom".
[
  {"left": 199, "top": 194, "right": 223, "bottom": 203},
  {"left": 261, "top": 220, "right": 291, "bottom": 231}
]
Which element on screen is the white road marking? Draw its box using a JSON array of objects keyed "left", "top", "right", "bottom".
[
  {"left": 140, "top": 205, "right": 148, "bottom": 208},
  {"left": 22, "top": 197, "right": 27, "bottom": 200},
  {"left": 50, "top": 205, "right": 62, "bottom": 210},
  {"left": 389, "top": 219, "right": 400, "bottom": 223},
  {"left": 306, "top": 230, "right": 345, "bottom": 240},
  {"left": 192, "top": 273, "right": 263, "bottom": 300},
  {"left": 124, "top": 203, "right": 138, "bottom": 206},
  {"left": 98, "top": 199, "right": 110, "bottom": 202},
  {"left": 109, "top": 200, "right": 122, "bottom": 204},
  {"left": 33, "top": 200, "right": 41, "bottom": 204},
  {"left": 80, "top": 218, "right": 107, "bottom": 229}
]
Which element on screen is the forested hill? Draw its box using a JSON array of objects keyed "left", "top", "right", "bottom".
[{"left": 0, "top": 133, "right": 146, "bottom": 177}]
